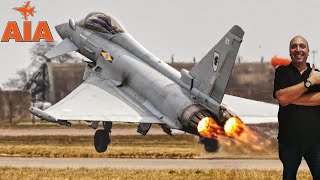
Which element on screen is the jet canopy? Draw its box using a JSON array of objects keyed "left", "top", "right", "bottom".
[{"left": 78, "top": 12, "right": 125, "bottom": 34}]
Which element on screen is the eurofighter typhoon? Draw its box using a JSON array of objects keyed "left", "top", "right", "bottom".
[{"left": 30, "top": 12, "right": 247, "bottom": 153}]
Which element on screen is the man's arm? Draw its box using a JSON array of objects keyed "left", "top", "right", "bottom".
[
  {"left": 275, "top": 82, "right": 307, "bottom": 106},
  {"left": 274, "top": 65, "right": 320, "bottom": 106},
  {"left": 291, "top": 92, "right": 320, "bottom": 106},
  {"left": 275, "top": 71, "right": 320, "bottom": 106}
]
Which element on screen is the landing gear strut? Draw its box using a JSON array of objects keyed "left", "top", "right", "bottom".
[{"left": 94, "top": 122, "right": 112, "bottom": 153}]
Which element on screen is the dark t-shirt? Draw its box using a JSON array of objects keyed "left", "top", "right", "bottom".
[{"left": 273, "top": 63, "right": 320, "bottom": 145}]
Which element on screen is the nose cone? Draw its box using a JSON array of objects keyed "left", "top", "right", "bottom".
[{"left": 55, "top": 23, "right": 68, "bottom": 39}]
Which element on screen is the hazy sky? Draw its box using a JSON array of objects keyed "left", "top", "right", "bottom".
[{"left": 1, "top": 0, "right": 320, "bottom": 86}]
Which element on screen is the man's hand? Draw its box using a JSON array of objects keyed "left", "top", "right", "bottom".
[
  {"left": 308, "top": 64, "right": 320, "bottom": 85},
  {"left": 309, "top": 64, "right": 315, "bottom": 77}
]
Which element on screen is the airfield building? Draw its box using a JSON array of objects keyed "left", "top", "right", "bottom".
[{"left": 24, "top": 62, "right": 276, "bottom": 105}]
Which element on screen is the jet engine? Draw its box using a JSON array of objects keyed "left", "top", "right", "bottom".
[{"left": 179, "top": 103, "right": 243, "bottom": 152}]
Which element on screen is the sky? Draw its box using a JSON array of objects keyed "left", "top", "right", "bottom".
[{"left": 1, "top": 0, "right": 320, "bottom": 86}]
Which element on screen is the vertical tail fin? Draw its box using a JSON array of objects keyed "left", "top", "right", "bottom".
[{"left": 189, "top": 25, "right": 244, "bottom": 103}]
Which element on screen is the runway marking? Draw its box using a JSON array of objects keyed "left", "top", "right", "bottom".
[{"left": 0, "top": 158, "right": 309, "bottom": 170}]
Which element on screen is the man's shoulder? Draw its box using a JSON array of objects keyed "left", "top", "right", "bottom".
[{"left": 275, "top": 65, "right": 291, "bottom": 73}]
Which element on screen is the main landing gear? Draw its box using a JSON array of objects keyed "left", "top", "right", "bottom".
[
  {"left": 200, "top": 137, "right": 219, "bottom": 153},
  {"left": 94, "top": 122, "right": 112, "bottom": 153}
]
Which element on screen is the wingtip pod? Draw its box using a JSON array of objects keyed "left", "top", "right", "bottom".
[
  {"left": 29, "top": 107, "right": 71, "bottom": 126},
  {"left": 29, "top": 107, "right": 57, "bottom": 122},
  {"left": 230, "top": 25, "right": 244, "bottom": 39}
]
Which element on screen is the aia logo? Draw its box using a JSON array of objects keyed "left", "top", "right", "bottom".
[
  {"left": 1, "top": 1, "right": 54, "bottom": 42},
  {"left": 13, "top": 1, "right": 36, "bottom": 21}
]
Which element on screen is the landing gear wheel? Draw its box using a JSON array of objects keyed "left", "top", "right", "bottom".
[
  {"left": 200, "top": 137, "right": 219, "bottom": 153},
  {"left": 94, "top": 129, "right": 110, "bottom": 153}
]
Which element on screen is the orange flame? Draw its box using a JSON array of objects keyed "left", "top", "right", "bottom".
[
  {"left": 224, "top": 117, "right": 244, "bottom": 138},
  {"left": 197, "top": 117, "right": 222, "bottom": 139},
  {"left": 222, "top": 118, "right": 273, "bottom": 152},
  {"left": 197, "top": 116, "right": 274, "bottom": 153}
]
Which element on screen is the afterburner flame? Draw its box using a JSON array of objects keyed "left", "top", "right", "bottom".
[
  {"left": 197, "top": 116, "right": 274, "bottom": 154},
  {"left": 221, "top": 117, "right": 274, "bottom": 153},
  {"left": 197, "top": 117, "right": 222, "bottom": 139},
  {"left": 224, "top": 117, "right": 244, "bottom": 138}
]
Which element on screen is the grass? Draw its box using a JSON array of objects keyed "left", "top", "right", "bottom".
[
  {"left": 0, "top": 135, "right": 277, "bottom": 159},
  {"left": 0, "top": 167, "right": 312, "bottom": 180},
  {"left": 0, "top": 119, "right": 147, "bottom": 129},
  {"left": 0, "top": 135, "right": 198, "bottom": 158}
]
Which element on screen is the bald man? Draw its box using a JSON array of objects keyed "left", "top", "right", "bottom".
[{"left": 274, "top": 36, "right": 320, "bottom": 179}]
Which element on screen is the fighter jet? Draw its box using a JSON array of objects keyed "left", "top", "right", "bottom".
[
  {"left": 30, "top": 12, "right": 247, "bottom": 153},
  {"left": 13, "top": 1, "right": 35, "bottom": 21}
]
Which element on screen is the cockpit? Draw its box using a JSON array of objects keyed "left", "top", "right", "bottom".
[{"left": 78, "top": 12, "right": 125, "bottom": 34}]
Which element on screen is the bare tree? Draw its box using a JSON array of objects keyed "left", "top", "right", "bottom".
[
  {"left": 28, "top": 41, "right": 82, "bottom": 70},
  {"left": 2, "top": 68, "right": 29, "bottom": 90},
  {"left": 2, "top": 41, "right": 83, "bottom": 90}
]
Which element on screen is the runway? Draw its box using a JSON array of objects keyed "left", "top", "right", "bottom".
[{"left": 0, "top": 158, "right": 309, "bottom": 170}]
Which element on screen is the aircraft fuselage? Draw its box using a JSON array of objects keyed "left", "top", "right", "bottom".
[{"left": 64, "top": 26, "right": 211, "bottom": 133}]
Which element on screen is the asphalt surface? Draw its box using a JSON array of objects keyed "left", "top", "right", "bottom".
[
  {"left": 0, "top": 128, "right": 308, "bottom": 171},
  {"left": 0, "top": 158, "right": 309, "bottom": 170}
]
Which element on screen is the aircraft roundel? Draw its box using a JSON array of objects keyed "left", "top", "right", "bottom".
[{"left": 212, "top": 52, "right": 220, "bottom": 72}]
